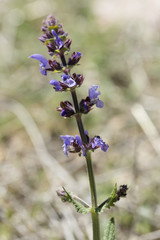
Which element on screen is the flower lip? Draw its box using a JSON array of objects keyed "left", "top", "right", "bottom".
[
  {"left": 60, "top": 135, "right": 76, "bottom": 157},
  {"left": 61, "top": 74, "right": 76, "bottom": 88},
  {"left": 89, "top": 85, "right": 104, "bottom": 108},
  {"left": 91, "top": 136, "right": 109, "bottom": 152},
  {"left": 89, "top": 85, "right": 100, "bottom": 99},
  {"left": 49, "top": 80, "right": 62, "bottom": 91},
  {"left": 29, "top": 54, "right": 50, "bottom": 75},
  {"left": 79, "top": 85, "right": 104, "bottom": 114},
  {"left": 51, "top": 29, "right": 63, "bottom": 49},
  {"left": 75, "top": 135, "right": 82, "bottom": 146},
  {"left": 29, "top": 54, "right": 50, "bottom": 68}
]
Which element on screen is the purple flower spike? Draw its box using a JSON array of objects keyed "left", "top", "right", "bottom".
[
  {"left": 51, "top": 30, "right": 63, "bottom": 49},
  {"left": 89, "top": 85, "right": 104, "bottom": 108},
  {"left": 29, "top": 54, "right": 50, "bottom": 75}
]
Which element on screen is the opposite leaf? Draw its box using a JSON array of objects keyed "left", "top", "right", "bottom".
[
  {"left": 96, "top": 184, "right": 128, "bottom": 214},
  {"left": 63, "top": 188, "right": 91, "bottom": 214},
  {"left": 96, "top": 184, "right": 117, "bottom": 214},
  {"left": 103, "top": 217, "right": 115, "bottom": 240}
]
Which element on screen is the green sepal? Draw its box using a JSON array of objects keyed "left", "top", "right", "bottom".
[
  {"left": 103, "top": 217, "right": 115, "bottom": 240},
  {"left": 63, "top": 188, "right": 91, "bottom": 214},
  {"left": 60, "top": 35, "right": 67, "bottom": 41},
  {"left": 48, "top": 25, "right": 59, "bottom": 31},
  {"left": 44, "top": 38, "right": 55, "bottom": 45},
  {"left": 96, "top": 184, "right": 117, "bottom": 214}
]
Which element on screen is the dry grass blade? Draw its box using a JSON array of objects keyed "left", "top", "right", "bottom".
[
  {"left": 0, "top": 96, "right": 76, "bottom": 187},
  {"left": 131, "top": 103, "right": 160, "bottom": 155},
  {"left": 0, "top": 96, "right": 89, "bottom": 240}
]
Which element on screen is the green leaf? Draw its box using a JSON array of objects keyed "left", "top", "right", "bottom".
[
  {"left": 96, "top": 184, "right": 117, "bottom": 214},
  {"left": 103, "top": 217, "right": 115, "bottom": 240},
  {"left": 63, "top": 188, "right": 91, "bottom": 214}
]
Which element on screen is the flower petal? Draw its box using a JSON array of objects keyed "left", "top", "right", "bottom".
[
  {"left": 39, "top": 67, "right": 47, "bottom": 75},
  {"left": 96, "top": 99, "right": 104, "bottom": 108},
  {"left": 29, "top": 54, "right": 50, "bottom": 68},
  {"left": 50, "top": 80, "right": 62, "bottom": 91},
  {"left": 61, "top": 74, "right": 76, "bottom": 88},
  {"left": 92, "top": 136, "right": 109, "bottom": 152},
  {"left": 60, "top": 135, "right": 75, "bottom": 157},
  {"left": 75, "top": 135, "right": 82, "bottom": 146},
  {"left": 51, "top": 30, "right": 63, "bottom": 49},
  {"left": 89, "top": 85, "right": 100, "bottom": 99},
  {"left": 101, "top": 143, "right": 109, "bottom": 152}
]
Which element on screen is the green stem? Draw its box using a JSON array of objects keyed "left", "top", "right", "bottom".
[
  {"left": 59, "top": 53, "right": 100, "bottom": 239},
  {"left": 86, "top": 151, "right": 100, "bottom": 240},
  {"left": 71, "top": 89, "right": 100, "bottom": 240},
  {"left": 71, "top": 90, "right": 88, "bottom": 144}
]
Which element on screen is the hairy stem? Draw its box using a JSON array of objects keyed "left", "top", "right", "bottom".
[
  {"left": 71, "top": 89, "right": 100, "bottom": 240},
  {"left": 86, "top": 151, "right": 100, "bottom": 240},
  {"left": 71, "top": 90, "right": 88, "bottom": 144},
  {"left": 60, "top": 54, "right": 100, "bottom": 240}
]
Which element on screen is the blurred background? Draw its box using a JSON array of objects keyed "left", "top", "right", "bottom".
[{"left": 0, "top": 0, "right": 160, "bottom": 239}]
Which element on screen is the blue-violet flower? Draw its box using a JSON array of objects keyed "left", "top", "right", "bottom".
[
  {"left": 89, "top": 85, "right": 104, "bottom": 108},
  {"left": 91, "top": 136, "right": 109, "bottom": 152},
  {"left": 60, "top": 134, "right": 109, "bottom": 157},
  {"left": 80, "top": 85, "right": 104, "bottom": 113},
  {"left": 57, "top": 101, "right": 75, "bottom": 117},
  {"left": 68, "top": 52, "right": 82, "bottom": 65},
  {"left": 60, "top": 135, "right": 82, "bottom": 157},
  {"left": 50, "top": 74, "right": 77, "bottom": 91},
  {"left": 29, "top": 54, "right": 50, "bottom": 75}
]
